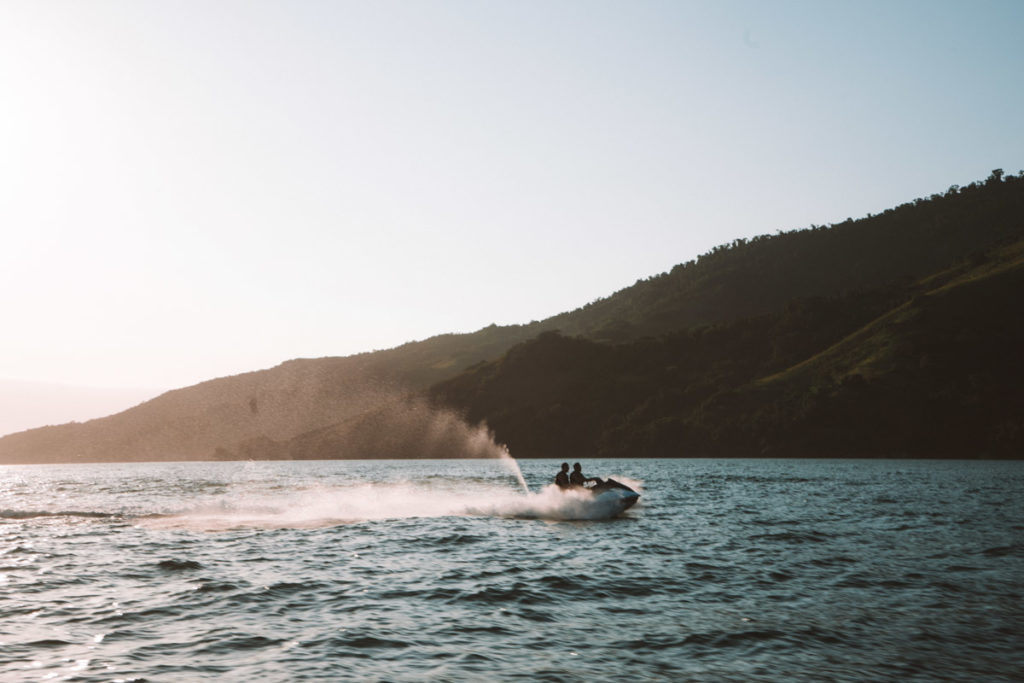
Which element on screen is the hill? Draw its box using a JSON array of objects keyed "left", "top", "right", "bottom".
[
  {"left": 0, "top": 332, "right": 543, "bottom": 464},
  {"left": 430, "top": 237, "right": 1024, "bottom": 459},
  {"left": 1, "top": 170, "right": 1021, "bottom": 463},
  {"left": 547, "top": 169, "right": 1023, "bottom": 342}
]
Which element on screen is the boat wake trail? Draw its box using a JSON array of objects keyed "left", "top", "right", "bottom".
[{"left": 137, "top": 479, "right": 642, "bottom": 531}]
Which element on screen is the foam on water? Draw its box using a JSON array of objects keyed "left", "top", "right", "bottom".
[
  {"left": 466, "top": 483, "right": 642, "bottom": 521},
  {"left": 138, "top": 476, "right": 641, "bottom": 531}
]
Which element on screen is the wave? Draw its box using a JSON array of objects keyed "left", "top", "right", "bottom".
[
  {"left": 0, "top": 509, "right": 117, "bottom": 520},
  {"left": 156, "top": 559, "right": 203, "bottom": 571}
]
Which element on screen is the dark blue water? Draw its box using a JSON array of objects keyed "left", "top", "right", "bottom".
[{"left": 1, "top": 459, "right": 1022, "bottom": 681}]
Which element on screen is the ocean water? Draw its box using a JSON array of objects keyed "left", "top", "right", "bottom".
[{"left": 1, "top": 458, "right": 1021, "bottom": 682}]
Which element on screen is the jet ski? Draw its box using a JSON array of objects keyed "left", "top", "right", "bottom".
[{"left": 582, "top": 478, "right": 640, "bottom": 514}]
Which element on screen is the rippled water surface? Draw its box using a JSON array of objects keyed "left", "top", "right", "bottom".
[{"left": 1, "top": 458, "right": 1022, "bottom": 681}]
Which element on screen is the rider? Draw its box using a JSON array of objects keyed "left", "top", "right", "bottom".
[
  {"left": 554, "top": 462, "right": 570, "bottom": 489},
  {"left": 569, "top": 462, "right": 601, "bottom": 488}
]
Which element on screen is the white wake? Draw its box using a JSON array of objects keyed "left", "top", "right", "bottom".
[{"left": 137, "top": 478, "right": 641, "bottom": 531}]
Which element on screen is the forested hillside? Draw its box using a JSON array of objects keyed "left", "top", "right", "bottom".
[
  {"left": 432, "top": 239, "right": 1024, "bottom": 458},
  {"left": 0, "top": 331, "right": 543, "bottom": 464},
  {"left": 2, "top": 170, "right": 1021, "bottom": 463},
  {"left": 549, "top": 169, "right": 1024, "bottom": 342},
  {"left": 285, "top": 170, "right": 1024, "bottom": 461},
  {"left": 429, "top": 172, "right": 1024, "bottom": 459}
]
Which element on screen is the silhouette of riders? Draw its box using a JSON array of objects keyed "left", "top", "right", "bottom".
[
  {"left": 556, "top": 462, "right": 603, "bottom": 490},
  {"left": 569, "top": 462, "right": 601, "bottom": 488}
]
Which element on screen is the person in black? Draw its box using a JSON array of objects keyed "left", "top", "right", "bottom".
[
  {"left": 554, "top": 462, "right": 570, "bottom": 489},
  {"left": 569, "top": 462, "right": 600, "bottom": 488}
]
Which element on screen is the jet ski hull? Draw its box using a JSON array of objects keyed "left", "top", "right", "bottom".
[{"left": 587, "top": 478, "right": 640, "bottom": 514}]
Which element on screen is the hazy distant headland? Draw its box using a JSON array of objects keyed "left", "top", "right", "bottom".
[
  {"left": 0, "top": 380, "right": 159, "bottom": 437},
  {"left": 2, "top": 170, "right": 1022, "bottom": 464}
]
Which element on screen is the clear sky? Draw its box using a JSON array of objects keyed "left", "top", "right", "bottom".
[{"left": 2, "top": 0, "right": 1022, "bottom": 393}]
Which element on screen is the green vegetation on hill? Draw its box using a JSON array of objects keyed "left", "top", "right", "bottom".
[
  {"left": 1, "top": 170, "right": 1021, "bottom": 463},
  {"left": 431, "top": 234, "right": 1024, "bottom": 459},
  {"left": 549, "top": 169, "right": 1024, "bottom": 342}
]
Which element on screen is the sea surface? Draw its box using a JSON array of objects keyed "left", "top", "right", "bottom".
[{"left": 1, "top": 458, "right": 1022, "bottom": 682}]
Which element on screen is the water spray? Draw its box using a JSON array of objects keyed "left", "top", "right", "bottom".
[
  {"left": 464, "top": 419, "right": 528, "bottom": 494},
  {"left": 498, "top": 444, "right": 529, "bottom": 493}
]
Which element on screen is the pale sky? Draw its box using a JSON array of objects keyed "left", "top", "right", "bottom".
[{"left": 2, "top": 0, "right": 1023, "bottom": 394}]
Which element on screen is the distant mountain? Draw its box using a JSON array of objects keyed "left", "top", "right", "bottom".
[{"left": 1, "top": 170, "right": 1021, "bottom": 463}]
